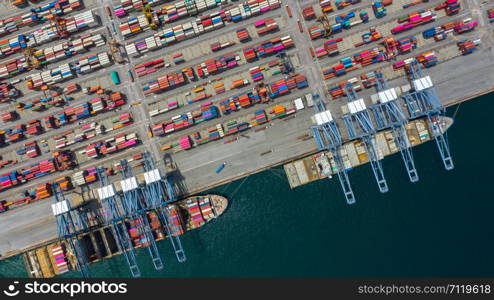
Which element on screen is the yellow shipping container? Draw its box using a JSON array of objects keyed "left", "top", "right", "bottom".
[
  {"left": 273, "top": 105, "right": 285, "bottom": 113},
  {"left": 54, "top": 177, "right": 65, "bottom": 183},
  {"left": 322, "top": 6, "right": 333, "bottom": 13},
  {"left": 11, "top": 0, "right": 26, "bottom": 6}
]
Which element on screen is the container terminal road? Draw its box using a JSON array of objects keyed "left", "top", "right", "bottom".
[{"left": 0, "top": 0, "right": 493, "bottom": 276}]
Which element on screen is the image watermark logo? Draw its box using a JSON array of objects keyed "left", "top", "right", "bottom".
[
  {"left": 3, "top": 281, "right": 20, "bottom": 297},
  {"left": 24, "top": 281, "right": 128, "bottom": 297},
  {"left": 1, "top": 281, "right": 128, "bottom": 298}
]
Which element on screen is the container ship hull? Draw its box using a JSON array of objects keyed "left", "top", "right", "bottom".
[{"left": 22, "top": 194, "right": 228, "bottom": 278}]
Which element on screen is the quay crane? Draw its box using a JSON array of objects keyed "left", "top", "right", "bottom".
[
  {"left": 400, "top": 60, "right": 454, "bottom": 170},
  {"left": 310, "top": 94, "right": 356, "bottom": 204},
  {"left": 51, "top": 183, "right": 91, "bottom": 278},
  {"left": 141, "top": 152, "right": 186, "bottom": 262},
  {"left": 96, "top": 168, "right": 141, "bottom": 277},
  {"left": 341, "top": 83, "right": 389, "bottom": 193},
  {"left": 118, "top": 159, "right": 164, "bottom": 271},
  {"left": 369, "top": 71, "right": 419, "bottom": 182}
]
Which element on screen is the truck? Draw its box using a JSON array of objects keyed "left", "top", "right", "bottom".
[
  {"left": 110, "top": 71, "right": 120, "bottom": 85},
  {"left": 286, "top": 4, "right": 292, "bottom": 17},
  {"left": 297, "top": 19, "right": 303, "bottom": 32},
  {"left": 215, "top": 162, "right": 226, "bottom": 174},
  {"left": 105, "top": 6, "right": 112, "bottom": 18},
  {"left": 0, "top": 200, "right": 7, "bottom": 213}
]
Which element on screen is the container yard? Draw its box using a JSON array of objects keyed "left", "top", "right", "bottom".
[{"left": 0, "top": 0, "right": 493, "bottom": 278}]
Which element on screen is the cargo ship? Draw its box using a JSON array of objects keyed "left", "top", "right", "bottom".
[
  {"left": 284, "top": 116, "right": 453, "bottom": 188},
  {"left": 22, "top": 194, "right": 228, "bottom": 278}
]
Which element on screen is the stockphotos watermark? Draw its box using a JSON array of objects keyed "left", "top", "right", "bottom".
[{"left": 2, "top": 280, "right": 127, "bottom": 298}]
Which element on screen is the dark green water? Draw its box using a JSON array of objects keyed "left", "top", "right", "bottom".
[{"left": 1, "top": 93, "right": 494, "bottom": 278}]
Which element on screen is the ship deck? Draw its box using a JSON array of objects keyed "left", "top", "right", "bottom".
[
  {"left": 284, "top": 116, "right": 453, "bottom": 189},
  {"left": 22, "top": 195, "right": 227, "bottom": 277}
]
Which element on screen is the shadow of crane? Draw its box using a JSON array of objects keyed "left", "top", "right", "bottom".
[{"left": 163, "top": 153, "right": 189, "bottom": 199}]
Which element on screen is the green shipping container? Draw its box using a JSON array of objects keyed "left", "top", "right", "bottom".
[{"left": 110, "top": 71, "right": 120, "bottom": 85}]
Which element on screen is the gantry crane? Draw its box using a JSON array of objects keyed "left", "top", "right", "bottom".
[
  {"left": 109, "top": 40, "right": 125, "bottom": 63},
  {"left": 316, "top": 14, "right": 332, "bottom": 38},
  {"left": 141, "top": 152, "right": 186, "bottom": 262},
  {"left": 382, "top": 37, "right": 399, "bottom": 58},
  {"left": 369, "top": 71, "right": 419, "bottom": 182},
  {"left": 142, "top": 5, "right": 158, "bottom": 30},
  {"left": 47, "top": 14, "right": 69, "bottom": 38},
  {"left": 23, "top": 47, "right": 41, "bottom": 69},
  {"left": 310, "top": 94, "right": 356, "bottom": 204},
  {"left": 276, "top": 51, "right": 293, "bottom": 74},
  {"left": 51, "top": 183, "right": 91, "bottom": 278},
  {"left": 400, "top": 60, "right": 454, "bottom": 170},
  {"left": 341, "top": 83, "right": 389, "bottom": 193},
  {"left": 96, "top": 168, "right": 141, "bottom": 277},
  {"left": 118, "top": 159, "right": 164, "bottom": 271}
]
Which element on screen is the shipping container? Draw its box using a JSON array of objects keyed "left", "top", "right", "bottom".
[{"left": 111, "top": 71, "right": 121, "bottom": 85}]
